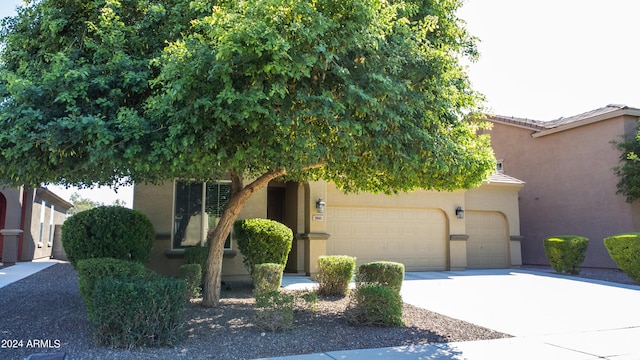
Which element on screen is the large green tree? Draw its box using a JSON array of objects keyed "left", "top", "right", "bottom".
[
  {"left": 0, "top": 0, "right": 495, "bottom": 306},
  {"left": 613, "top": 131, "right": 640, "bottom": 202}
]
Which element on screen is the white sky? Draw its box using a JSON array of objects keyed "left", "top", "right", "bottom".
[{"left": 1, "top": 0, "right": 639, "bottom": 204}]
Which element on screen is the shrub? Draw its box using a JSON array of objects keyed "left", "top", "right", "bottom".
[
  {"left": 253, "top": 263, "right": 284, "bottom": 295},
  {"left": 184, "top": 246, "right": 210, "bottom": 285},
  {"left": 356, "top": 261, "right": 405, "bottom": 293},
  {"left": 347, "top": 284, "right": 403, "bottom": 327},
  {"left": 254, "top": 290, "right": 295, "bottom": 331},
  {"left": 92, "top": 276, "right": 186, "bottom": 348},
  {"left": 178, "top": 263, "right": 202, "bottom": 300},
  {"left": 543, "top": 235, "right": 589, "bottom": 274},
  {"left": 61, "top": 206, "right": 155, "bottom": 267},
  {"left": 604, "top": 233, "right": 640, "bottom": 282},
  {"left": 315, "top": 255, "right": 356, "bottom": 297},
  {"left": 76, "top": 257, "right": 148, "bottom": 319},
  {"left": 234, "top": 218, "right": 293, "bottom": 274}
]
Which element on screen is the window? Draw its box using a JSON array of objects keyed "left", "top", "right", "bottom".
[
  {"left": 38, "top": 200, "right": 46, "bottom": 247},
  {"left": 48, "top": 204, "right": 55, "bottom": 246},
  {"left": 173, "top": 181, "right": 232, "bottom": 250}
]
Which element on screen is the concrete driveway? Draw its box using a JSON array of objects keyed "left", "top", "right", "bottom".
[
  {"left": 399, "top": 269, "right": 640, "bottom": 359},
  {"left": 283, "top": 269, "right": 640, "bottom": 359}
]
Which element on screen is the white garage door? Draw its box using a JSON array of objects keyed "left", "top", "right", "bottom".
[
  {"left": 326, "top": 206, "right": 448, "bottom": 271},
  {"left": 466, "top": 211, "right": 509, "bottom": 269}
]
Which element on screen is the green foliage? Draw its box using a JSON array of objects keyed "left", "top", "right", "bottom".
[
  {"left": 316, "top": 255, "right": 356, "bottom": 297},
  {"left": 356, "top": 261, "right": 405, "bottom": 293},
  {"left": 178, "top": 263, "right": 202, "bottom": 300},
  {"left": 613, "top": 132, "right": 640, "bottom": 202},
  {"left": 253, "top": 263, "right": 284, "bottom": 295},
  {"left": 92, "top": 276, "right": 186, "bottom": 348},
  {"left": 543, "top": 236, "right": 589, "bottom": 275},
  {"left": 76, "top": 257, "right": 149, "bottom": 319},
  {"left": 604, "top": 233, "right": 640, "bottom": 282},
  {"left": 68, "top": 192, "right": 103, "bottom": 216},
  {"left": 184, "top": 246, "right": 210, "bottom": 285},
  {"left": 234, "top": 219, "right": 293, "bottom": 274},
  {"left": 254, "top": 290, "right": 295, "bottom": 332},
  {"left": 347, "top": 284, "right": 404, "bottom": 327},
  {"left": 61, "top": 206, "right": 154, "bottom": 267}
]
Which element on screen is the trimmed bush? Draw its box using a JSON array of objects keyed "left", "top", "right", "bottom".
[
  {"left": 61, "top": 206, "right": 155, "bottom": 267},
  {"left": 543, "top": 235, "right": 589, "bottom": 274},
  {"left": 347, "top": 284, "right": 403, "bottom": 327},
  {"left": 315, "top": 255, "right": 356, "bottom": 297},
  {"left": 92, "top": 276, "right": 186, "bottom": 348},
  {"left": 178, "top": 263, "right": 202, "bottom": 300},
  {"left": 76, "top": 257, "right": 148, "bottom": 319},
  {"left": 356, "top": 261, "right": 405, "bottom": 293},
  {"left": 234, "top": 218, "right": 293, "bottom": 274},
  {"left": 253, "top": 263, "right": 284, "bottom": 295},
  {"left": 254, "top": 290, "right": 295, "bottom": 332},
  {"left": 604, "top": 233, "right": 640, "bottom": 282},
  {"left": 184, "top": 246, "right": 210, "bottom": 285}
]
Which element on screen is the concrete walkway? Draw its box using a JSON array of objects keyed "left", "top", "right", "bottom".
[
  {"left": 275, "top": 269, "right": 640, "bottom": 360},
  {"left": 0, "top": 260, "right": 59, "bottom": 288}
]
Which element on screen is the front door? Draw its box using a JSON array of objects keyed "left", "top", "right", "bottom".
[{"left": 0, "top": 193, "right": 6, "bottom": 259}]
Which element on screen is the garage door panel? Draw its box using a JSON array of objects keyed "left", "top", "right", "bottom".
[
  {"left": 327, "top": 206, "right": 447, "bottom": 271},
  {"left": 467, "top": 211, "right": 509, "bottom": 269}
]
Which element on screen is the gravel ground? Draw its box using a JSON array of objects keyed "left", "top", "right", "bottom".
[{"left": 0, "top": 263, "right": 635, "bottom": 360}]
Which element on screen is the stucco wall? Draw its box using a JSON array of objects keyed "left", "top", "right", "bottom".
[
  {"left": 488, "top": 116, "right": 638, "bottom": 268},
  {"left": 134, "top": 181, "right": 268, "bottom": 279}
]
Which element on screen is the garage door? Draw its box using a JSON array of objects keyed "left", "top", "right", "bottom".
[
  {"left": 466, "top": 211, "right": 509, "bottom": 268},
  {"left": 326, "top": 206, "right": 448, "bottom": 271}
]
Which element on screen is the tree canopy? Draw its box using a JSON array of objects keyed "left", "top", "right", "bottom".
[
  {"left": 613, "top": 132, "right": 640, "bottom": 203},
  {"left": 0, "top": 0, "right": 495, "bottom": 305}
]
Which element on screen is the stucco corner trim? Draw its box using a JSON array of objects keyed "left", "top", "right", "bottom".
[
  {"left": 300, "top": 232, "right": 331, "bottom": 241},
  {"left": 449, "top": 234, "right": 469, "bottom": 241},
  {"left": 0, "top": 229, "right": 24, "bottom": 236}
]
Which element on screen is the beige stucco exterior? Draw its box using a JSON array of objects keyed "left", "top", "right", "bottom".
[
  {"left": 0, "top": 187, "right": 72, "bottom": 263},
  {"left": 485, "top": 105, "right": 640, "bottom": 268},
  {"left": 134, "top": 175, "right": 523, "bottom": 280}
]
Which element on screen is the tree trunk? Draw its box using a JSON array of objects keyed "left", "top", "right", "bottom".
[{"left": 201, "top": 169, "right": 286, "bottom": 307}]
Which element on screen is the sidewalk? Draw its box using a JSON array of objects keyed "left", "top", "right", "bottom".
[
  {"left": 0, "top": 260, "right": 59, "bottom": 288},
  {"left": 274, "top": 269, "right": 640, "bottom": 360}
]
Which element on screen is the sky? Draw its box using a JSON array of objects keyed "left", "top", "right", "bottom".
[{"left": 0, "top": 0, "right": 638, "bottom": 205}]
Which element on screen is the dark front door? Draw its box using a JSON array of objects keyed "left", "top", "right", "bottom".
[
  {"left": 267, "top": 187, "right": 285, "bottom": 224},
  {"left": 0, "top": 193, "right": 6, "bottom": 259}
]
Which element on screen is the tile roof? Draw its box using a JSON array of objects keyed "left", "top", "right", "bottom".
[
  {"left": 487, "top": 104, "right": 640, "bottom": 134},
  {"left": 486, "top": 172, "right": 525, "bottom": 185}
]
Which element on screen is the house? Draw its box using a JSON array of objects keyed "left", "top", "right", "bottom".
[
  {"left": 0, "top": 186, "right": 73, "bottom": 264},
  {"left": 484, "top": 104, "right": 640, "bottom": 268},
  {"left": 133, "top": 173, "right": 524, "bottom": 279}
]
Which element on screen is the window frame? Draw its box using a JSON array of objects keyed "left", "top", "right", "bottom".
[{"left": 171, "top": 180, "right": 233, "bottom": 251}]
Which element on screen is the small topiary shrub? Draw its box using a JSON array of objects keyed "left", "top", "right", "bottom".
[
  {"left": 543, "top": 235, "right": 589, "bottom": 275},
  {"left": 254, "top": 290, "right": 295, "bottom": 332},
  {"left": 234, "top": 218, "right": 293, "bottom": 274},
  {"left": 76, "top": 257, "right": 149, "bottom": 319},
  {"left": 346, "top": 284, "right": 403, "bottom": 327},
  {"left": 315, "top": 255, "right": 356, "bottom": 297},
  {"left": 604, "top": 233, "right": 640, "bottom": 282},
  {"left": 253, "top": 263, "right": 284, "bottom": 295},
  {"left": 61, "top": 206, "right": 155, "bottom": 267},
  {"left": 356, "top": 261, "right": 405, "bottom": 293},
  {"left": 184, "top": 246, "right": 210, "bottom": 285},
  {"left": 92, "top": 276, "right": 186, "bottom": 348},
  {"left": 178, "top": 263, "right": 202, "bottom": 300}
]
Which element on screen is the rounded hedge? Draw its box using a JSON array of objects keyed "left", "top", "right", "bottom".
[
  {"left": 604, "top": 233, "right": 640, "bottom": 282},
  {"left": 234, "top": 218, "right": 293, "bottom": 274},
  {"left": 356, "top": 261, "right": 405, "bottom": 293},
  {"left": 62, "top": 206, "right": 155, "bottom": 267},
  {"left": 543, "top": 235, "right": 589, "bottom": 275}
]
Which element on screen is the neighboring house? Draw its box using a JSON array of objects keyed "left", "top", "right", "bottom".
[
  {"left": 0, "top": 186, "right": 73, "bottom": 264},
  {"left": 134, "top": 173, "right": 524, "bottom": 280},
  {"left": 484, "top": 104, "right": 640, "bottom": 268}
]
